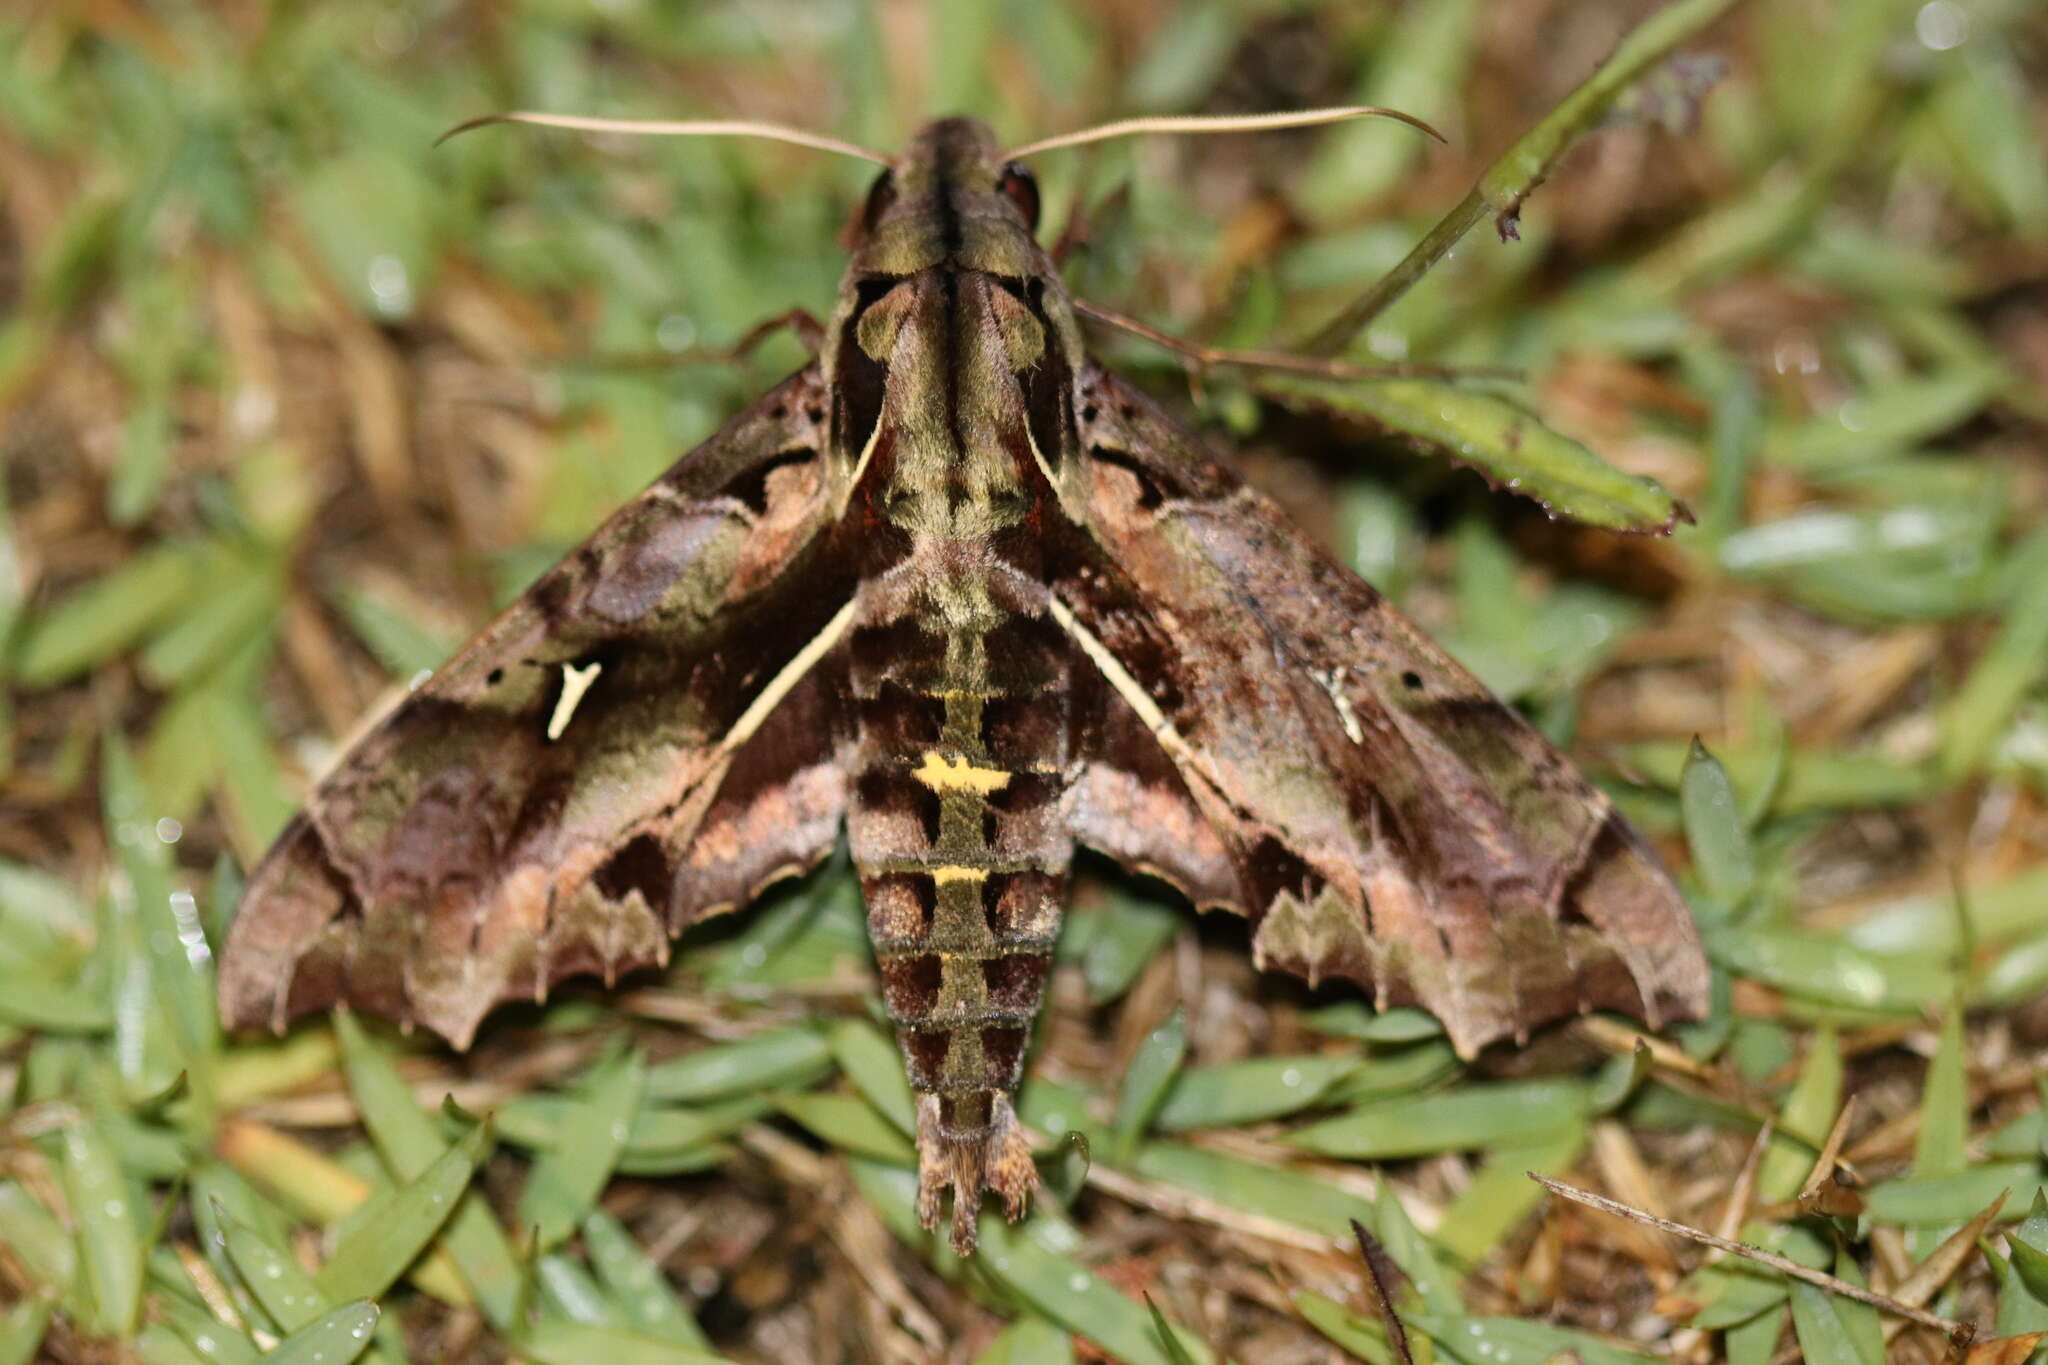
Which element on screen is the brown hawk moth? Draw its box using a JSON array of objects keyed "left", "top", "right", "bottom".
[{"left": 219, "top": 114, "right": 1710, "bottom": 1255}]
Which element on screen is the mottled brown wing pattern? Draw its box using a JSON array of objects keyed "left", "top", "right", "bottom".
[
  {"left": 1054, "top": 364, "right": 1708, "bottom": 1057},
  {"left": 220, "top": 367, "right": 857, "bottom": 1047}
]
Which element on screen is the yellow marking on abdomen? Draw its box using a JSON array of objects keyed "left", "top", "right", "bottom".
[
  {"left": 912, "top": 751, "right": 1012, "bottom": 795},
  {"left": 930, "top": 866, "right": 990, "bottom": 886}
]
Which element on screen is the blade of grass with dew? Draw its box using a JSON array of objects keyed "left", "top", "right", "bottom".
[
  {"left": 535, "top": 1253, "right": 619, "bottom": 1326},
  {"left": 581, "top": 1208, "right": 712, "bottom": 1348},
  {"left": 974, "top": 1215, "right": 1213, "bottom": 1365},
  {"left": 1080, "top": 889, "right": 1181, "bottom": 1005},
  {"left": 1436, "top": 1122, "right": 1588, "bottom": 1263},
  {"left": 138, "top": 566, "right": 280, "bottom": 691},
  {"left": 11, "top": 539, "right": 207, "bottom": 687},
  {"left": 332, "top": 1011, "right": 521, "bottom": 1328},
  {"left": 516, "top": 1319, "right": 730, "bottom": 1365},
  {"left": 136, "top": 1326, "right": 212, "bottom": 1365},
  {"left": 776, "top": 1091, "right": 917, "bottom": 1165},
  {"left": 0, "top": 1299, "right": 52, "bottom": 1365},
  {"left": 1149, "top": 1054, "right": 1359, "bottom": 1132},
  {"left": 972, "top": 1315, "right": 1073, "bottom": 1365},
  {"left": 106, "top": 740, "right": 220, "bottom": 1122},
  {"left": 641, "top": 1025, "right": 832, "bottom": 1103},
  {"left": 312, "top": 1114, "right": 492, "bottom": 1304},
  {"left": 1127, "top": 1142, "right": 1380, "bottom": 1241},
  {"left": 516, "top": 1045, "right": 643, "bottom": 1252},
  {"left": 1941, "top": 524, "right": 2048, "bottom": 782},
  {"left": 1788, "top": 1245, "right": 1884, "bottom": 1365},
  {"left": 1866, "top": 1165, "right": 2044, "bottom": 1227},
  {"left": 1293, "top": 1292, "right": 1405, "bottom": 1365},
  {"left": 0, "top": 1182, "right": 78, "bottom": 1301},
  {"left": 326, "top": 582, "right": 460, "bottom": 681},
  {"left": 1681, "top": 738, "right": 1756, "bottom": 917},
  {"left": 59, "top": 1112, "right": 144, "bottom": 1336},
  {"left": 1686, "top": 1024, "right": 1843, "bottom": 1323},
  {"left": 830, "top": 1017, "right": 917, "bottom": 1134},
  {"left": 1301, "top": 1003, "right": 1445, "bottom": 1043},
  {"left": 1621, "top": 739, "right": 1935, "bottom": 814},
  {"left": 1287, "top": 1076, "right": 1590, "bottom": 1159},
  {"left": 1407, "top": 1313, "right": 1655, "bottom": 1365},
  {"left": 495, "top": 1093, "right": 766, "bottom": 1167},
  {"left": 1370, "top": 1183, "right": 1463, "bottom": 1317},
  {"left": 212, "top": 1120, "right": 471, "bottom": 1305},
  {"left": 1255, "top": 373, "right": 1682, "bottom": 532},
  {"left": 1702, "top": 925, "right": 1952, "bottom": 1012},
  {"left": 2003, "top": 1193, "right": 2048, "bottom": 1309},
  {"left": 1016, "top": 1076, "right": 1113, "bottom": 1155},
  {"left": 1112, "top": 1008, "right": 1186, "bottom": 1163},
  {"left": 151, "top": 1292, "right": 263, "bottom": 1364},
  {"left": 220, "top": 1213, "right": 328, "bottom": 1332},
  {"left": 254, "top": 1301, "right": 379, "bottom": 1365}
]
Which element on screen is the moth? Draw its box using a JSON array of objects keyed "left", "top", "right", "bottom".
[{"left": 221, "top": 112, "right": 1710, "bottom": 1254}]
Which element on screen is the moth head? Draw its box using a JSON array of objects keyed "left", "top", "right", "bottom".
[{"left": 854, "top": 118, "right": 1039, "bottom": 238}]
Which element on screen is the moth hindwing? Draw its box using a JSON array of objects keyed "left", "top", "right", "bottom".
[{"left": 220, "top": 116, "right": 1710, "bottom": 1255}]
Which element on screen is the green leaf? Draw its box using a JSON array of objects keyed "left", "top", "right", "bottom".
[
  {"left": 332, "top": 1012, "right": 521, "bottom": 1328},
  {"left": 1127, "top": 1143, "right": 1380, "bottom": 1240},
  {"left": 13, "top": 540, "right": 204, "bottom": 686},
  {"left": 641, "top": 1026, "right": 831, "bottom": 1103},
  {"left": 1112, "top": 1009, "right": 1186, "bottom": 1161},
  {"left": 830, "top": 1017, "right": 917, "bottom": 1135},
  {"left": 581, "top": 1209, "right": 712, "bottom": 1348},
  {"left": 254, "top": 1301, "right": 379, "bottom": 1365},
  {"left": 220, "top": 1214, "right": 327, "bottom": 1333},
  {"left": 515, "top": 1319, "right": 729, "bottom": 1365},
  {"left": 776, "top": 1092, "right": 917, "bottom": 1165},
  {"left": 1435, "top": 1122, "right": 1586, "bottom": 1262},
  {"left": 1866, "top": 1164, "right": 2043, "bottom": 1226},
  {"left": 2009, "top": 1189, "right": 2048, "bottom": 1302},
  {"left": 516, "top": 1046, "right": 644, "bottom": 1251},
  {"left": 1681, "top": 738, "right": 1756, "bottom": 911},
  {"left": 1758, "top": 1022, "right": 1841, "bottom": 1201},
  {"left": 1410, "top": 1312, "right": 1655, "bottom": 1364},
  {"left": 1081, "top": 891, "right": 1181, "bottom": 1004},
  {"left": 0, "top": 1182, "right": 77, "bottom": 1298},
  {"left": 1151, "top": 1054, "right": 1357, "bottom": 1132},
  {"left": 1256, "top": 375, "right": 1682, "bottom": 532},
  {"left": 0, "top": 1298, "right": 52, "bottom": 1365},
  {"left": 975, "top": 1217, "right": 1213, "bottom": 1365},
  {"left": 60, "top": 1115, "right": 144, "bottom": 1335},
  {"left": 1293, "top": 1290, "right": 1403, "bottom": 1365},
  {"left": 312, "top": 1116, "right": 492, "bottom": 1304},
  {"left": 1287, "top": 1078, "right": 1588, "bottom": 1158},
  {"left": 1942, "top": 525, "right": 2048, "bottom": 781},
  {"left": 1703, "top": 926, "right": 1951, "bottom": 1013},
  {"left": 972, "top": 1316, "right": 1072, "bottom": 1365}
]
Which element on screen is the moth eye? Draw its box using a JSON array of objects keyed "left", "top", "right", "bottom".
[
  {"left": 998, "top": 162, "right": 1040, "bottom": 231},
  {"left": 861, "top": 169, "right": 898, "bottom": 232}
]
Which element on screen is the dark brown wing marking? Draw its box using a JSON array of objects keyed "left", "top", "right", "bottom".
[
  {"left": 220, "top": 367, "right": 857, "bottom": 1047},
  {"left": 1053, "top": 364, "right": 1708, "bottom": 1056}
]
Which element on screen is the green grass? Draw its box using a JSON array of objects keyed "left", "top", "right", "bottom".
[{"left": 4, "top": 1, "right": 2048, "bottom": 1362}]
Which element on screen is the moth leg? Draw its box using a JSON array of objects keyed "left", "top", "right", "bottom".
[
  {"left": 915, "top": 1091, "right": 1037, "bottom": 1255},
  {"left": 1071, "top": 297, "right": 1514, "bottom": 383},
  {"left": 729, "top": 307, "right": 826, "bottom": 360}
]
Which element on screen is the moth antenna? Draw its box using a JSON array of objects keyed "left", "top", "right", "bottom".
[
  {"left": 436, "top": 112, "right": 893, "bottom": 166},
  {"left": 1004, "top": 106, "right": 1443, "bottom": 161}
]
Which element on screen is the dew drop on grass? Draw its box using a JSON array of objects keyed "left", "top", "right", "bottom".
[{"left": 1281, "top": 1067, "right": 1302, "bottom": 1088}]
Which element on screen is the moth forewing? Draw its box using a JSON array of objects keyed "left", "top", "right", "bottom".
[{"left": 221, "top": 116, "right": 1709, "bottom": 1256}]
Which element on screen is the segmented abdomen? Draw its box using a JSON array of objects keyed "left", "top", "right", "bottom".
[{"left": 846, "top": 572, "right": 1073, "bottom": 1109}]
